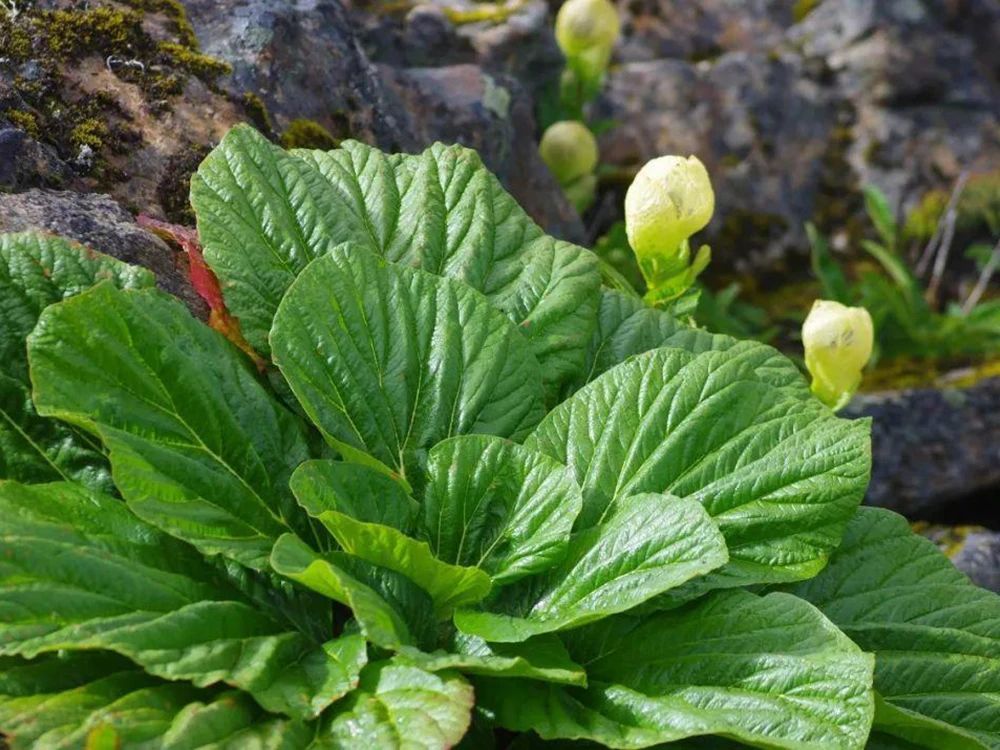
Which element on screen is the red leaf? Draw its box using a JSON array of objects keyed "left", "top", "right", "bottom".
[{"left": 137, "top": 215, "right": 267, "bottom": 372}]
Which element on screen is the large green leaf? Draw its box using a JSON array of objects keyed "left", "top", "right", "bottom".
[
  {"left": 570, "top": 289, "right": 810, "bottom": 396},
  {"left": 528, "top": 344, "right": 871, "bottom": 588},
  {"left": 0, "top": 482, "right": 364, "bottom": 720},
  {"left": 28, "top": 284, "right": 311, "bottom": 571},
  {"left": 290, "top": 459, "right": 419, "bottom": 532},
  {"left": 787, "top": 507, "right": 1000, "bottom": 750},
  {"left": 270, "top": 534, "right": 436, "bottom": 651},
  {"left": 270, "top": 248, "right": 544, "bottom": 484},
  {"left": 399, "top": 632, "right": 587, "bottom": 687},
  {"left": 320, "top": 661, "right": 474, "bottom": 749},
  {"left": 190, "top": 126, "right": 601, "bottom": 390},
  {"left": 421, "top": 435, "right": 583, "bottom": 585},
  {"left": 291, "top": 480, "right": 491, "bottom": 616},
  {"left": 0, "top": 654, "right": 313, "bottom": 749},
  {"left": 0, "top": 232, "right": 154, "bottom": 490},
  {"left": 478, "top": 590, "right": 874, "bottom": 749},
  {"left": 454, "top": 493, "right": 727, "bottom": 642}
]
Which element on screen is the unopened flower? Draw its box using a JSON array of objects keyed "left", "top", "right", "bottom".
[
  {"left": 555, "top": 0, "right": 620, "bottom": 59},
  {"left": 802, "top": 300, "right": 874, "bottom": 410},
  {"left": 539, "top": 121, "right": 599, "bottom": 187},
  {"left": 624, "top": 155, "right": 715, "bottom": 287}
]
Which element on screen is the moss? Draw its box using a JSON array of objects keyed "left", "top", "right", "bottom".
[
  {"left": 157, "top": 42, "right": 232, "bottom": 81},
  {"left": 0, "top": 1, "right": 229, "bottom": 187},
  {"left": 903, "top": 189, "right": 947, "bottom": 243},
  {"left": 241, "top": 93, "right": 276, "bottom": 138},
  {"left": 6, "top": 110, "right": 40, "bottom": 139},
  {"left": 792, "top": 0, "right": 821, "bottom": 23},
  {"left": 280, "top": 119, "right": 339, "bottom": 151},
  {"left": 69, "top": 118, "right": 110, "bottom": 149},
  {"left": 124, "top": 0, "right": 200, "bottom": 49},
  {"left": 812, "top": 113, "right": 865, "bottom": 244},
  {"left": 158, "top": 143, "right": 212, "bottom": 224}
]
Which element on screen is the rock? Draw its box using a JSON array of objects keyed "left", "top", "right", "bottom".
[
  {"left": 844, "top": 377, "right": 1000, "bottom": 522},
  {"left": 0, "top": 127, "right": 70, "bottom": 191},
  {"left": 595, "top": 52, "right": 839, "bottom": 269},
  {"left": 183, "top": 0, "right": 581, "bottom": 237},
  {"left": 182, "top": 0, "right": 415, "bottom": 150},
  {"left": 916, "top": 524, "right": 1000, "bottom": 593},
  {"left": 597, "top": 0, "right": 1000, "bottom": 268},
  {"left": 0, "top": 189, "right": 206, "bottom": 318},
  {"left": 348, "top": 1, "right": 562, "bottom": 97},
  {"left": 382, "top": 64, "right": 585, "bottom": 242}
]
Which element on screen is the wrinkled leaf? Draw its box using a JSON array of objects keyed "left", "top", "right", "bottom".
[
  {"left": 28, "top": 284, "right": 311, "bottom": 571},
  {"left": 0, "top": 482, "right": 361, "bottom": 720},
  {"left": 422, "top": 435, "right": 583, "bottom": 585},
  {"left": 529, "top": 344, "right": 871, "bottom": 589},
  {"left": 0, "top": 232, "right": 153, "bottom": 490},
  {"left": 399, "top": 632, "right": 587, "bottom": 687},
  {"left": 321, "top": 661, "right": 474, "bottom": 749},
  {"left": 787, "top": 507, "right": 1000, "bottom": 750},
  {"left": 270, "top": 248, "right": 544, "bottom": 483},
  {"left": 455, "top": 494, "right": 727, "bottom": 642},
  {"left": 479, "top": 590, "right": 874, "bottom": 750},
  {"left": 192, "top": 127, "right": 601, "bottom": 391}
]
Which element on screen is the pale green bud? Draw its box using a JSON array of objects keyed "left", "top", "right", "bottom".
[
  {"left": 624, "top": 155, "right": 715, "bottom": 284},
  {"left": 802, "top": 300, "right": 874, "bottom": 410},
  {"left": 539, "top": 121, "right": 599, "bottom": 186},
  {"left": 555, "top": 0, "right": 620, "bottom": 59}
]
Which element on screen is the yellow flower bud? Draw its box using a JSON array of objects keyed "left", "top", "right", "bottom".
[
  {"left": 802, "top": 300, "right": 874, "bottom": 410},
  {"left": 539, "top": 121, "right": 599, "bottom": 187},
  {"left": 555, "top": 0, "right": 620, "bottom": 59},
  {"left": 624, "top": 155, "right": 715, "bottom": 282}
]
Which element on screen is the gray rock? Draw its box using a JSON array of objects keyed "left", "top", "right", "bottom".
[
  {"left": 349, "top": 1, "right": 562, "bottom": 97},
  {"left": 599, "top": 0, "right": 1000, "bottom": 268},
  {"left": 0, "top": 190, "right": 206, "bottom": 318},
  {"left": 382, "top": 64, "right": 585, "bottom": 242},
  {"left": 182, "top": 0, "right": 415, "bottom": 150},
  {"left": 844, "top": 377, "right": 1000, "bottom": 521},
  {"left": 595, "top": 52, "right": 838, "bottom": 269},
  {"left": 0, "top": 127, "right": 70, "bottom": 192},
  {"left": 951, "top": 529, "right": 1000, "bottom": 593}
]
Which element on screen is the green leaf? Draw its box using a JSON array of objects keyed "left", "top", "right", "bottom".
[
  {"left": 786, "top": 507, "right": 1000, "bottom": 750},
  {"left": 321, "top": 661, "right": 474, "bottom": 749},
  {"left": 0, "top": 482, "right": 362, "bottom": 720},
  {"left": 270, "top": 248, "right": 544, "bottom": 483},
  {"left": 478, "top": 590, "right": 875, "bottom": 750},
  {"left": 191, "top": 127, "right": 601, "bottom": 391},
  {"left": 863, "top": 185, "right": 898, "bottom": 249},
  {"left": 421, "top": 435, "right": 583, "bottom": 585},
  {"left": 571, "top": 289, "right": 809, "bottom": 397},
  {"left": 454, "top": 493, "right": 727, "bottom": 642},
  {"left": 0, "top": 232, "right": 154, "bottom": 490},
  {"left": 0, "top": 654, "right": 313, "bottom": 750},
  {"left": 291, "top": 459, "right": 419, "bottom": 532},
  {"left": 399, "top": 632, "right": 587, "bottom": 687},
  {"left": 291, "top": 461, "right": 490, "bottom": 615},
  {"left": 528, "top": 344, "right": 871, "bottom": 588},
  {"left": 807, "top": 222, "right": 852, "bottom": 304},
  {"left": 295, "top": 503, "right": 492, "bottom": 617},
  {"left": 270, "top": 534, "right": 435, "bottom": 650},
  {"left": 0, "top": 373, "right": 110, "bottom": 490},
  {"left": 28, "top": 284, "right": 311, "bottom": 571}
]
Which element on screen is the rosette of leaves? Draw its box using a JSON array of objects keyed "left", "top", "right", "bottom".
[{"left": 0, "top": 126, "right": 997, "bottom": 749}]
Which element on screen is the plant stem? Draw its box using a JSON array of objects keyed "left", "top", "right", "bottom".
[
  {"left": 916, "top": 171, "right": 968, "bottom": 278},
  {"left": 926, "top": 171, "right": 969, "bottom": 306},
  {"left": 962, "top": 236, "right": 1000, "bottom": 314}
]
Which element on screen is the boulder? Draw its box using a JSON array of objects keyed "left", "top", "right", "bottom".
[
  {"left": 597, "top": 0, "right": 1000, "bottom": 268},
  {"left": 845, "top": 376, "right": 1000, "bottom": 522},
  {"left": 0, "top": 189, "right": 205, "bottom": 318}
]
